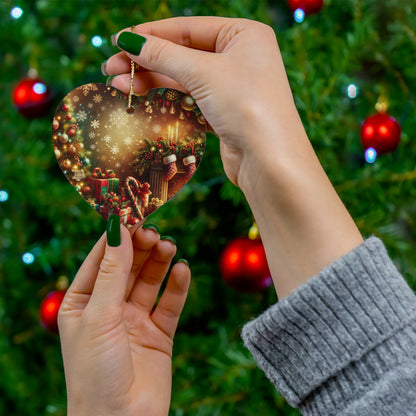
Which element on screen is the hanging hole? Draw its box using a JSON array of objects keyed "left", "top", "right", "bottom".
[{"left": 126, "top": 106, "right": 135, "bottom": 114}]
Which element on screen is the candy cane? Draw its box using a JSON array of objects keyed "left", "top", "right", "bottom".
[{"left": 125, "top": 176, "right": 143, "bottom": 220}]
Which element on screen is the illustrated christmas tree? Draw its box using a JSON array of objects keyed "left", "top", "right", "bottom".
[{"left": 1, "top": 1, "right": 416, "bottom": 415}]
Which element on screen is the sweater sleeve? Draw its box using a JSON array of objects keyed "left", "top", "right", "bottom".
[{"left": 241, "top": 237, "right": 416, "bottom": 415}]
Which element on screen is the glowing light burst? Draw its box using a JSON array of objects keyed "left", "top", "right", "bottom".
[
  {"left": 33, "top": 82, "right": 47, "bottom": 94},
  {"left": 365, "top": 147, "right": 377, "bottom": 164},
  {"left": 0, "top": 190, "right": 8, "bottom": 202},
  {"left": 347, "top": 84, "right": 358, "bottom": 99},
  {"left": 91, "top": 36, "right": 103, "bottom": 47},
  {"left": 11, "top": 7, "right": 23, "bottom": 19},
  {"left": 22, "top": 252, "right": 35, "bottom": 264},
  {"left": 294, "top": 8, "right": 305, "bottom": 23}
]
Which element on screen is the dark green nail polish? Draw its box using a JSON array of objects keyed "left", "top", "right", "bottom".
[
  {"left": 178, "top": 258, "right": 189, "bottom": 266},
  {"left": 107, "top": 215, "right": 121, "bottom": 247},
  {"left": 117, "top": 32, "right": 147, "bottom": 55},
  {"left": 142, "top": 223, "right": 159, "bottom": 233},
  {"left": 100, "top": 60, "right": 108, "bottom": 76},
  {"left": 161, "top": 235, "right": 176, "bottom": 245},
  {"left": 106, "top": 76, "right": 115, "bottom": 87}
]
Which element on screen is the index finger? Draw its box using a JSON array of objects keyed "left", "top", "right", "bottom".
[{"left": 118, "top": 16, "right": 232, "bottom": 52}]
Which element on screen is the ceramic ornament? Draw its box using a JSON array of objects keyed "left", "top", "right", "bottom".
[{"left": 52, "top": 83, "right": 206, "bottom": 226}]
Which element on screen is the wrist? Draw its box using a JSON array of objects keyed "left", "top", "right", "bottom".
[{"left": 237, "top": 119, "right": 363, "bottom": 298}]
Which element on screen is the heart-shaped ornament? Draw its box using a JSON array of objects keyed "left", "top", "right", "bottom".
[{"left": 52, "top": 83, "right": 206, "bottom": 226}]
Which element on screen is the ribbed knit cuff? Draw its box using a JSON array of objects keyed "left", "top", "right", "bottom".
[{"left": 241, "top": 237, "right": 416, "bottom": 413}]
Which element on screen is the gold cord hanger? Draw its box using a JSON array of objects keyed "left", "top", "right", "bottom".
[{"left": 127, "top": 26, "right": 137, "bottom": 114}]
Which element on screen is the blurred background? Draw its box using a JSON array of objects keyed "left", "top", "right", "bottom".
[{"left": 1, "top": 0, "right": 416, "bottom": 414}]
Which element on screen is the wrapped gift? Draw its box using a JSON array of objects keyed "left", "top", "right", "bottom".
[
  {"left": 119, "top": 207, "right": 131, "bottom": 225},
  {"left": 87, "top": 168, "right": 119, "bottom": 202}
]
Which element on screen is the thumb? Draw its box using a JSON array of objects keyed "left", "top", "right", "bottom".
[
  {"left": 88, "top": 215, "right": 133, "bottom": 310},
  {"left": 116, "top": 31, "right": 209, "bottom": 94}
]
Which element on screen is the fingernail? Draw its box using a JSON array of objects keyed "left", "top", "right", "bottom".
[
  {"left": 142, "top": 223, "right": 160, "bottom": 233},
  {"left": 161, "top": 235, "right": 176, "bottom": 245},
  {"left": 111, "top": 33, "right": 118, "bottom": 46},
  {"left": 178, "top": 258, "right": 189, "bottom": 266},
  {"left": 107, "top": 215, "right": 121, "bottom": 247},
  {"left": 117, "top": 32, "right": 147, "bottom": 56},
  {"left": 101, "top": 60, "right": 108, "bottom": 76},
  {"left": 106, "top": 76, "right": 115, "bottom": 87}
]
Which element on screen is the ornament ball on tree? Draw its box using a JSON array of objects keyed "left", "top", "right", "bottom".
[
  {"left": 13, "top": 77, "right": 52, "bottom": 118},
  {"left": 287, "top": 0, "right": 324, "bottom": 15},
  {"left": 220, "top": 237, "right": 272, "bottom": 293},
  {"left": 40, "top": 290, "right": 66, "bottom": 333},
  {"left": 360, "top": 112, "right": 401, "bottom": 155}
]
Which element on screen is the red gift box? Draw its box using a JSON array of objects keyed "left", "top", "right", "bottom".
[{"left": 87, "top": 168, "right": 119, "bottom": 202}]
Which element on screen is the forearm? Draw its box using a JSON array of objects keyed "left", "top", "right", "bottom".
[
  {"left": 238, "top": 110, "right": 363, "bottom": 298},
  {"left": 241, "top": 237, "right": 416, "bottom": 414}
]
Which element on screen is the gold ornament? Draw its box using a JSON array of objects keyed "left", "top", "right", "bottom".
[
  {"left": 63, "top": 159, "right": 72, "bottom": 168},
  {"left": 76, "top": 142, "right": 84, "bottom": 151},
  {"left": 169, "top": 105, "right": 176, "bottom": 115},
  {"left": 179, "top": 111, "right": 185, "bottom": 120},
  {"left": 165, "top": 89, "right": 179, "bottom": 101},
  {"left": 56, "top": 275, "right": 69, "bottom": 291},
  {"left": 60, "top": 133, "right": 69, "bottom": 143},
  {"left": 54, "top": 149, "right": 61, "bottom": 159},
  {"left": 197, "top": 114, "right": 205, "bottom": 125},
  {"left": 181, "top": 95, "right": 195, "bottom": 111},
  {"left": 248, "top": 222, "right": 259, "bottom": 240}
]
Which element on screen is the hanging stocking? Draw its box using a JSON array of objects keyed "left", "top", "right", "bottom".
[
  {"left": 163, "top": 154, "right": 177, "bottom": 181},
  {"left": 183, "top": 155, "right": 196, "bottom": 182}
]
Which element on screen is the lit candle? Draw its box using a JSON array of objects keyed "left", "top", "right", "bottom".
[{"left": 175, "top": 121, "right": 179, "bottom": 143}]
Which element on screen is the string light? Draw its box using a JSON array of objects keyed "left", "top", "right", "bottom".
[
  {"left": 347, "top": 84, "right": 358, "bottom": 99},
  {"left": 0, "top": 190, "right": 8, "bottom": 202},
  {"left": 365, "top": 147, "right": 377, "bottom": 164},
  {"left": 22, "top": 252, "right": 35, "bottom": 264},
  {"left": 10, "top": 7, "right": 23, "bottom": 19},
  {"left": 294, "top": 8, "right": 305, "bottom": 23},
  {"left": 91, "top": 35, "right": 103, "bottom": 47},
  {"left": 33, "top": 82, "right": 47, "bottom": 94}
]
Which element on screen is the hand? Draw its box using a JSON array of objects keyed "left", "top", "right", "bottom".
[
  {"left": 58, "top": 221, "right": 190, "bottom": 416},
  {"left": 104, "top": 17, "right": 302, "bottom": 187},
  {"left": 104, "top": 17, "right": 363, "bottom": 299}
]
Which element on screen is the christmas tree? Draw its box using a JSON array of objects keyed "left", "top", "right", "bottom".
[{"left": 1, "top": 1, "right": 416, "bottom": 415}]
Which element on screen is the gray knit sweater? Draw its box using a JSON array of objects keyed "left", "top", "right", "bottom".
[{"left": 241, "top": 237, "right": 416, "bottom": 415}]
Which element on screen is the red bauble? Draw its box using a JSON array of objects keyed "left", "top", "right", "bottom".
[
  {"left": 220, "top": 237, "right": 272, "bottom": 293},
  {"left": 13, "top": 77, "right": 52, "bottom": 118},
  {"left": 287, "top": 0, "right": 324, "bottom": 14},
  {"left": 40, "top": 290, "right": 66, "bottom": 332},
  {"left": 360, "top": 113, "right": 401, "bottom": 155}
]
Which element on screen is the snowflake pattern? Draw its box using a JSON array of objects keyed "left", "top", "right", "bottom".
[
  {"left": 152, "top": 124, "right": 162, "bottom": 134},
  {"left": 124, "top": 136, "right": 133, "bottom": 145},
  {"left": 103, "top": 135, "right": 111, "bottom": 143},
  {"left": 81, "top": 83, "right": 98, "bottom": 96},
  {"left": 89, "top": 132, "right": 96, "bottom": 139},
  {"left": 76, "top": 110, "right": 87, "bottom": 122},
  {"left": 109, "top": 108, "right": 129, "bottom": 128},
  {"left": 91, "top": 119, "right": 100, "bottom": 129},
  {"left": 110, "top": 145, "right": 120, "bottom": 155},
  {"left": 93, "top": 94, "right": 103, "bottom": 103},
  {"left": 73, "top": 95, "right": 79, "bottom": 102}
]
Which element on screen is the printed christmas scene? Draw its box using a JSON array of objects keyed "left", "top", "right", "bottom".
[{"left": 52, "top": 84, "right": 206, "bottom": 225}]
